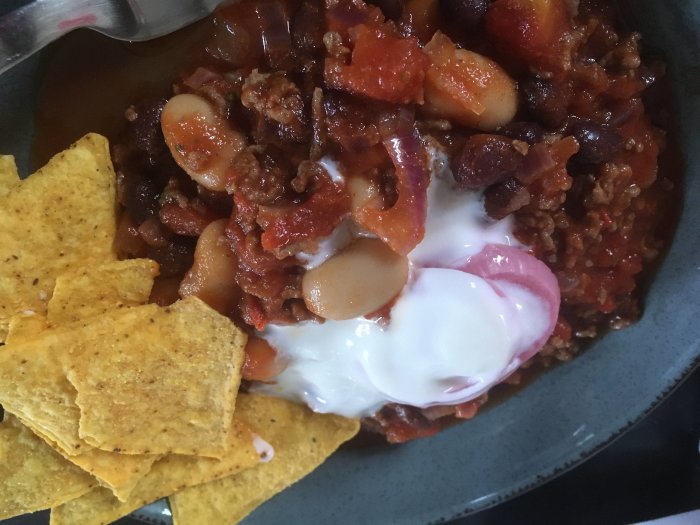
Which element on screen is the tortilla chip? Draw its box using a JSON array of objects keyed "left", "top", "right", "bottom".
[
  {"left": 50, "top": 419, "right": 260, "bottom": 525},
  {"left": 0, "top": 414, "right": 97, "bottom": 520},
  {"left": 68, "top": 297, "right": 245, "bottom": 457},
  {"left": 4, "top": 259, "right": 157, "bottom": 345},
  {"left": 0, "top": 133, "right": 117, "bottom": 342},
  {"left": 5, "top": 312, "right": 48, "bottom": 344},
  {"left": 1, "top": 258, "right": 164, "bottom": 500},
  {"left": 47, "top": 259, "right": 159, "bottom": 325},
  {"left": 0, "top": 323, "right": 89, "bottom": 454},
  {"left": 0, "top": 154, "right": 20, "bottom": 198},
  {"left": 16, "top": 415, "right": 159, "bottom": 502},
  {"left": 169, "top": 394, "right": 360, "bottom": 525}
]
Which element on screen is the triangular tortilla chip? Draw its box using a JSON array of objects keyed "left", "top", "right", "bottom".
[
  {"left": 17, "top": 415, "right": 159, "bottom": 503},
  {"left": 67, "top": 297, "right": 245, "bottom": 457},
  {"left": 2, "top": 258, "right": 163, "bottom": 501},
  {"left": 169, "top": 394, "right": 360, "bottom": 525},
  {"left": 5, "top": 312, "right": 48, "bottom": 344},
  {"left": 50, "top": 419, "right": 260, "bottom": 525},
  {"left": 0, "top": 154, "right": 20, "bottom": 198},
  {"left": 0, "top": 414, "right": 97, "bottom": 520},
  {"left": 4, "top": 259, "right": 158, "bottom": 344},
  {"left": 0, "top": 133, "right": 117, "bottom": 342},
  {"left": 46, "top": 259, "right": 159, "bottom": 326}
]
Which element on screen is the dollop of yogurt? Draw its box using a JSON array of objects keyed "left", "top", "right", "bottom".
[{"left": 254, "top": 151, "right": 560, "bottom": 418}]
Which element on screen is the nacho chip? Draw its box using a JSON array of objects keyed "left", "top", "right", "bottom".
[
  {"left": 17, "top": 416, "right": 159, "bottom": 502},
  {"left": 2, "top": 258, "right": 164, "bottom": 500},
  {"left": 0, "top": 133, "right": 117, "bottom": 342},
  {"left": 47, "top": 259, "right": 159, "bottom": 325},
  {"left": 0, "top": 154, "right": 20, "bottom": 198},
  {"left": 0, "top": 414, "right": 97, "bottom": 520},
  {"left": 50, "top": 419, "right": 260, "bottom": 525},
  {"left": 4, "top": 259, "right": 157, "bottom": 345},
  {"left": 5, "top": 312, "right": 48, "bottom": 344},
  {"left": 68, "top": 297, "right": 245, "bottom": 457},
  {"left": 0, "top": 324, "right": 88, "bottom": 454},
  {"left": 169, "top": 394, "right": 360, "bottom": 525}
]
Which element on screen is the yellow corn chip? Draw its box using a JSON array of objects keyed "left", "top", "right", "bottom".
[
  {"left": 1, "top": 260, "right": 162, "bottom": 500},
  {"left": 0, "top": 154, "right": 20, "bottom": 198},
  {"left": 5, "top": 312, "right": 48, "bottom": 344},
  {"left": 50, "top": 419, "right": 260, "bottom": 525},
  {"left": 47, "top": 259, "right": 159, "bottom": 325},
  {"left": 4, "top": 259, "right": 157, "bottom": 344},
  {"left": 16, "top": 415, "right": 158, "bottom": 503},
  {"left": 68, "top": 297, "right": 245, "bottom": 457},
  {"left": 169, "top": 394, "right": 360, "bottom": 525},
  {"left": 0, "top": 414, "right": 97, "bottom": 520},
  {"left": 0, "top": 133, "right": 117, "bottom": 342}
]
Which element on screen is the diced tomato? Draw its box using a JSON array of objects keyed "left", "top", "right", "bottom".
[
  {"left": 242, "top": 336, "right": 287, "bottom": 381},
  {"left": 454, "top": 400, "right": 481, "bottom": 419},
  {"left": 325, "top": 24, "right": 430, "bottom": 104},
  {"left": 259, "top": 174, "right": 351, "bottom": 254},
  {"left": 159, "top": 201, "right": 220, "bottom": 236},
  {"left": 485, "top": 0, "right": 570, "bottom": 74},
  {"left": 241, "top": 294, "right": 268, "bottom": 331},
  {"left": 422, "top": 32, "right": 486, "bottom": 123},
  {"left": 384, "top": 419, "right": 441, "bottom": 443},
  {"left": 325, "top": 0, "right": 385, "bottom": 37}
]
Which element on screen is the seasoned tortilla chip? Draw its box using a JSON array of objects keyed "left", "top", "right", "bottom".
[
  {"left": 169, "top": 394, "right": 360, "bottom": 525},
  {"left": 4, "top": 259, "right": 157, "bottom": 345},
  {"left": 68, "top": 297, "right": 245, "bottom": 457},
  {"left": 5, "top": 312, "right": 47, "bottom": 344},
  {"left": 0, "top": 133, "right": 117, "bottom": 342},
  {"left": 0, "top": 414, "right": 97, "bottom": 520},
  {"left": 0, "top": 324, "right": 88, "bottom": 454},
  {"left": 1, "top": 259, "right": 163, "bottom": 500},
  {"left": 0, "top": 154, "right": 19, "bottom": 198},
  {"left": 0, "top": 304, "right": 149, "bottom": 456},
  {"left": 16, "top": 416, "right": 158, "bottom": 503},
  {"left": 47, "top": 259, "right": 159, "bottom": 325},
  {"left": 50, "top": 420, "right": 260, "bottom": 525}
]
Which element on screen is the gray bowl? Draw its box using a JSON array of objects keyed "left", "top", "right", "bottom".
[{"left": 0, "top": 1, "right": 698, "bottom": 524}]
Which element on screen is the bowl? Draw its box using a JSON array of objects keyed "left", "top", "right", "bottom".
[{"left": 0, "top": 1, "right": 698, "bottom": 523}]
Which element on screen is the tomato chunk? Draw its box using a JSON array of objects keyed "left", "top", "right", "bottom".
[
  {"left": 325, "top": 24, "right": 430, "bottom": 104},
  {"left": 259, "top": 172, "right": 351, "bottom": 255},
  {"left": 485, "top": 0, "right": 570, "bottom": 74},
  {"left": 243, "top": 336, "right": 287, "bottom": 381}
]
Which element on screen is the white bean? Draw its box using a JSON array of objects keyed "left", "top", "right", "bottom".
[
  {"left": 422, "top": 32, "right": 518, "bottom": 131},
  {"left": 179, "top": 219, "right": 240, "bottom": 314},
  {"left": 161, "top": 94, "right": 246, "bottom": 192},
  {"left": 302, "top": 238, "right": 409, "bottom": 320}
]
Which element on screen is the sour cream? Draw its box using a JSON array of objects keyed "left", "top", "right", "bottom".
[{"left": 254, "top": 152, "right": 559, "bottom": 418}]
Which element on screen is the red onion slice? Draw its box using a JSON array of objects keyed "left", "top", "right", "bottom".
[{"left": 461, "top": 243, "right": 560, "bottom": 361}]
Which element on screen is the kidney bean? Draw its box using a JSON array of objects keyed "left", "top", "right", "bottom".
[
  {"left": 568, "top": 119, "right": 624, "bottom": 164},
  {"left": 122, "top": 175, "right": 160, "bottom": 224},
  {"left": 367, "top": 0, "right": 405, "bottom": 20},
  {"left": 451, "top": 134, "right": 524, "bottom": 190},
  {"left": 127, "top": 98, "right": 168, "bottom": 164},
  {"left": 484, "top": 177, "right": 530, "bottom": 219},
  {"left": 439, "top": 0, "right": 489, "bottom": 30},
  {"left": 500, "top": 121, "right": 545, "bottom": 145},
  {"left": 148, "top": 237, "right": 196, "bottom": 278},
  {"left": 521, "top": 78, "right": 571, "bottom": 128}
]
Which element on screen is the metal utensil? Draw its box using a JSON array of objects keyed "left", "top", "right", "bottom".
[{"left": 0, "top": 0, "right": 221, "bottom": 76}]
